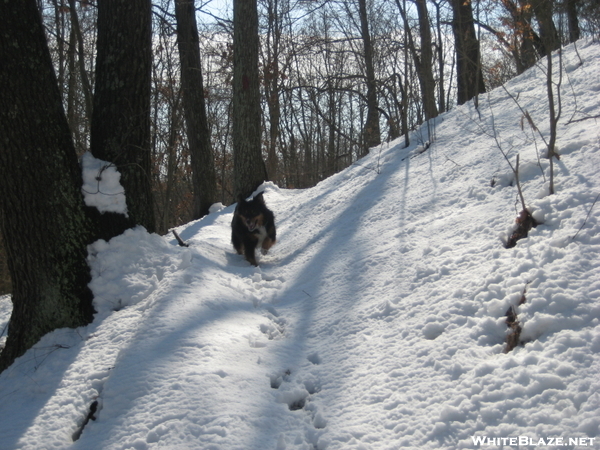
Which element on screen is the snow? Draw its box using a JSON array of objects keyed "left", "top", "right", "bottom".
[
  {"left": 81, "top": 151, "right": 128, "bottom": 216},
  {"left": 1, "top": 40, "right": 600, "bottom": 450}
]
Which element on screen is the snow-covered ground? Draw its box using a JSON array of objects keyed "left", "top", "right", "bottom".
[{"left": 1, "top": 40, "right": 599, "bottom": 450}]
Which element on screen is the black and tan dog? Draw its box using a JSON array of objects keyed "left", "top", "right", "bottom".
[{"left": 231, "top": 192, "right": 276, "bottom": 266}]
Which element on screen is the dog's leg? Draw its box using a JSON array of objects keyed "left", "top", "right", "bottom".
[
  {"left": 244, "top": 245, "right": 258, "bottom": 266},
  {"left": 261, "top": 222, "right": 276, "bottom": 255},
  {"left": 261, "top": 237, "right": 275, "bottom": 255},
  {"left": 232, "top": 233, "right": 244, "bottom": 255}
]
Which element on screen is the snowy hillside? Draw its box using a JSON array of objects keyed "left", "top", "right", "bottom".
[{"left": 1, "top": 40, "right": 599, "bottom": 450}]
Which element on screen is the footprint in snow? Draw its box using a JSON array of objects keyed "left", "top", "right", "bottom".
[
  {"left": 271, "top": 369, "right": 328, "bottom": 431},
  {"left": 307, "top": 352, "right": 321, "bottom": 365}
]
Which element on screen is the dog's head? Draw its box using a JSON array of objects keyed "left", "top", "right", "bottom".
[{"left": 236, "top": 193, "right": 265, "bottom": 232}]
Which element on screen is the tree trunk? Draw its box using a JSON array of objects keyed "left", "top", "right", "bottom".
[
  {"left": 502, "top": 0, "right": 541, "bottom": 74},
  {"left": 415, "top": 0, "right": 439, "bottom": 120},
  {"left": 565, "top": 0, "right": 581, "bottom": 43},
  {"left": 90, "top": 0, "right": 155, "bottom": 238},
  {"left": 531, "top": 0, "right": 560, "bottom": 56},
  {"left": 449, "top": 0, "right": 486, "bottom": 105},
  {"left": 66, "top": 26, "right": 80, "bottom": 145},
  {"left": 0, "top": 0, "right": 95, "bottom": 373},
  {"left": 68, "top": 0, "right": 93, "bottom": 127},
  {"left": 396, "top": 0, "right": 439, "bottom": 121},
  {"left": 326, "top": 83, "right": 338, "bottom": 178},
  {"left": 432, "top": 0, "right": 446, "bottom": 114},
  {"left": 175, "top": 0, "right": 217, "bottom": 219},
  {"left": 265, "top": 0, "right": 282, "bottom": 185},
  {"left": 161, "top": 91, "right": 183, "bottom": 234},
  {"left": 232, "top": 0, "right": 268, "bottom": 200},
  {"left": 358, "top": 0, "right": 381, "bottom": 155}
]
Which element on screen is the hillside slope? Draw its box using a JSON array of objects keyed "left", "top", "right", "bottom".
[{"left": 1, "top": 40, "right": 599, "bottom": 450}]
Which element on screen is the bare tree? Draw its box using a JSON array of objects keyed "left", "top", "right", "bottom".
[
  {"left": 395, "top": 0, "right": 438, "bottom": 120},
  {"left": 261, "top": 0, "right": 288, "bottom": 184},
  {"left": 449, "top": 0, "right": 486, "bottom": 105},
  {"left": 358, "top": 0, "right": 381, "bottom": 154},
  {"left": 531, "top": 0, "right": 560, "bottom": 56},
  {"left": 564, "top": 0, "right": 581, "bottom": 43},
  {"left": 499, "top": 0, "right": 542, "bottom": 74},
  {"left": 175, "top": 0, "right": 217, "bottom": 218},
  {"left": 90, "top": 0, "right": 155, "bottom": 238},
  {"left": 233, "top": 0, "right": 268, "bottom": 199},
  {"left": 66, "top": 0, "right": 94, "bottom": 151},
  {"left": 0, "top": 0, "right": 95, "bottom": 372}
]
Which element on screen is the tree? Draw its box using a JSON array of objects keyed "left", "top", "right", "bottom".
[
  {"left": 431, "top": 0, "right": 447, "bottom": 114},
  {"left": 262, "top": 0, "right": 289, "bottom": 185},
  {"left": 531, "top": 0, "right": 560, "bottom": 56},
  {"left": 67, "top": 0, "right": 93, "bottom": 153},
  {"left": 536, "top": 0, "right": 561, "bottom": 195},
  {"left": 232, "top": 0, "right": 268, "bottom": 199},
  {"left": 395, "top": 0, "right": 439, "bottom": 121},
  {"left": 0, "top": 0, "right": 163, "bottom": 373},
  {"left": 449, "top": 0, "right": 486, "bottom": 105},
  {"left": 358, "top": 0, "right": 381, "bottom": 154},
  {"left": 499, "top": 0, "right": 542, "bottom": 74},
  {"left": 90, "top": 0, "right": 155, "bottom": 239},
  {"left": 175, "top": 0, "right": 217, "bottom": 219},
  {"left": 564, "top": 0, "right": 581, "bottom": 43},
  {"left": 0, "top": 0, "right": 95, "bottom": 372}
]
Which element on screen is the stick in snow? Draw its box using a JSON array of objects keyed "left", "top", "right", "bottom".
[{"left": 172, "top": 230, "right": 189, "bottom": 247}]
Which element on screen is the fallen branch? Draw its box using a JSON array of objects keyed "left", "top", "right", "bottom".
[
  {"left": 566, "top": 113, "right": 600, "bottom": 124},
  {"left": 172, "top": 230, "right": 189, "bottom": 247}
]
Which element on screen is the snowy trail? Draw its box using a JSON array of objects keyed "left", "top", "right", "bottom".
[{"left": 0, "top": 39, "right": 599, "bottom": 450}]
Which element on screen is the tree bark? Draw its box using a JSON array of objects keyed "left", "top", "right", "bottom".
[
  {"left": 175, "top": 0, "right": 217, "bottom": 219},
  {"left": 358, "top": 0, "right": 381, "bottom": 154},
  {"left": 0, "top": 0, "right": 95, "bottom": 372},
  {"left": 232, "top": 0, "right": 268, "bottom": 200},
  {"left": 265, "top": 0, "right": 283, "bottom": 184},
  {"left": 565, "top": 0, "right": 581, "bottom": 43},
  {"left": 414, "top": 0, "right": 439, "bottom": 120},
  {"left": 68, "top": 0, "right": 93, "bottom": 125},
  {"left": 395, "top": 0, "right": 439, "bottom": 121},
  {"left": 449, "top": 0, "right": 486, "bottom": 105},
  {"left": 531, "top": 0, "right": 560, "bottom": 56},
  {"left": 432, "top": 0, "right": 446, "bottom": 113},
  {"left": 90, "top": 0, "right": 155, "bottom": 238},
  {"left": 501, "top": 0, "right": 540, "bottom": 74}
]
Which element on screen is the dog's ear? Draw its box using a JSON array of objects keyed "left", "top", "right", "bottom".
[
  {"left": 254, "top": 192, "right": 265, "bottom": 204},
  {"left": 237, "top": 194, "right": 246, "bottom": 204}
]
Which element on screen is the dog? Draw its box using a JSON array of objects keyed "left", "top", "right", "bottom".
[{"left": 231, "top": 192, "right": 276, "bottom": 266}]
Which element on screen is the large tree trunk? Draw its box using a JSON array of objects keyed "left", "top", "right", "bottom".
[
  {"left": 449, "top": 0, "right": 486, "bottom": 105},
  {"left": 175, "top": 0, "right": 217, "bottom": 219},
  {"left": 565, "top": 0, "right": 581, "bottom": 43},
  {"left": 68, "top": 0, "right": 93, "bottom": 125},
  {"left": 0, "top": 0, "right": 95, "bottom": 372},
  {"left": 265, "top": 0, "right": 283, "bottom": 185},
  {"left": 232, "top": 0, "right": 268, "bottom": 200},
  {"left": 90, "top": 0, "right": 155, "bottom": 238},
  {"left": 358, "top": 0, "right": 381, "bottom": 155},
  {"left": 432, "top": 0, "right": 446, "bottom": 113},
  {"left": 531, "top": 0, "right": 561, "bottom": 56},
  {"left": 500, "top": 0, "right": 543, "bottom": 74},
  {"left": 396, "top": 0, "right": 439, "bottom": 121},
  {"left": 414, "top": 0, "right": 439, "bottom": 120}
]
